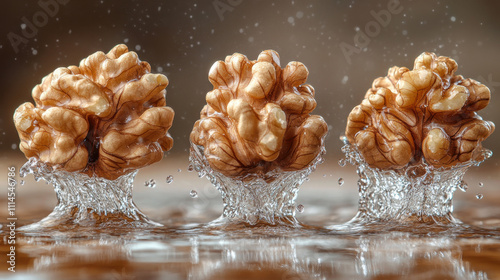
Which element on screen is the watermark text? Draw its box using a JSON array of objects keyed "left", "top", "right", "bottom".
[
  {"left": 7, "top": 0, "right": 70, "bottom": 54},
  {"left": 477, "top": 74, "right": 500, "bottom": 94},
  {"left": 6, "top": 166, "right": 17, "bottom": 272},
  {"left": 340, "top": 0, "right": 403, "bottom": 64},
  {"left": 212, "top": 0, "right": 243, "bottom": 21}
]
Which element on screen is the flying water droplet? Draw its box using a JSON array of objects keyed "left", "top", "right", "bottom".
[
  {"left": 476, "top": 193, "right": 483, "bottom": 200},
  {"left": 338, "top": 178, "right": 344, "bottom": 186},
  {"left": 296, "top": 204, "right": 305, "bottom": 213},
  {"left": 247, "top": 214, "right": 259, "bottom": 225},
  {"left": 144, "top": 179, "right": 156, "bottom": 188},
  {"left": 190, "top": 190, "right": 198, "bottom": 198},
  {"left": 166, "top": 175, "right": 174, "bottom": 184},
  {"left": 177, "top": 168, "right": 182, "bottom": 172},
  {"left": 20, "top": 180, "right": 25, "bottom": 186},
  {"left": 458, "top": 180, "right": 468, "bottom": 192},
  {"left": 187, "top": 164, "right": 194, "bottom": 172},
  {"left": 338, "top": 158, "right": 347, "bottom": 167},
  {"left": 478, "top": 182, "right": 484, "bottom": 187}
]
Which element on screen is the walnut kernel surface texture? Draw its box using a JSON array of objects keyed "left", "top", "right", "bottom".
[
  {"left": 346, "top": 52, "right": 495, "bottom": 169},
  {"left": 190, "top": 50, "right": 328, "bottom": 178},
  {"left": 14, "top": 44, "right": 174, "bottom": 180}
]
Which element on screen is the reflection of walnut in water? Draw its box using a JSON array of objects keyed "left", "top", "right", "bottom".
[
  {"left": 14, "top": 44, "right": 174, "bottom": 180},
  {"left": 346, "top": 52, "right": 495, "bottom": 169},
  {"left": 190, "top": 50, "right": 328, "bottom": 178}
]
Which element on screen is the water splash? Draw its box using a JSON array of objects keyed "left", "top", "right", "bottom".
[
  {"left": 337, "top": 136, "right": 492, "bottom": 229},
  {"left": 458, "top": 180, "right": 469, "bottom": 192},
  {"left": 18, "top": 157, "right": 162, "bottom": 233},
  {"left": 189, "top": 143, "right": 325, "bottom": 226}
]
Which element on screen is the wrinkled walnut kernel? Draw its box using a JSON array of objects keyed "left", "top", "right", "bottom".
[
  {"left": 346, "top": 52, "right": 494, "bottom": 169},
  {"left": 14, "top": 44, "right": 174, "bottom": 180},
  {"left": 190, "top": 50, "right": 328, "bottom": 178}
]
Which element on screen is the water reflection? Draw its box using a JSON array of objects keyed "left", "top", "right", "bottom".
[
  {"left": 354, "top": 233, "right": 489, "bottom": 279},
  {"left": 5, "top": 230, "right": 496, "bottom": 279},
  {"left": 187, "top": 237, "right": 330, "bottom": 280}
]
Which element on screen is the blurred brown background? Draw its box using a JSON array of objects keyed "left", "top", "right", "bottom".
[{"left": 1, "top": 0, "right": 499, "bottom": 170}]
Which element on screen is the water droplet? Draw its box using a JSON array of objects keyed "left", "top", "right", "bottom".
[
  {"left": 187, "top": 164, "right": 194, "bottom": 172},
  {"left": 166, "top": 175, "right": 174, "bottom": 184},
  {"left": 476, "top": 193, "right": 483, "bottom": 200},
  {"left": 144, "top": 179, "right": 156, "bottom": 188},
  {"left": 338, "top": 178, "right": 344, "bottom": 186},
  {"left": 458, "top": 180, "right": 468, "bottom": 192},
  {"left": 20, "top": 180, "right": 25, "bottom": 186},
  {"left": 190, "top": 190, "right": 198, "bottom": 198},
  {"left": 177, "top": 168, "right": 182, "bottom": 172},
  {"left": 296, "top": 204, "right": 305, "bottom": 213},
  {"left": 338, "top": 158, "right": 347, "bottom": 167},
  {"left": 248, "top": 214, "right": 258, "bottom": 225},
  {"left": 478, "top": 182, "right": 484, "bottom": 187}
]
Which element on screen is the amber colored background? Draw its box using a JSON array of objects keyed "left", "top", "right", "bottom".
[{"left": 0, "top": 0, "right": 499, "bottom": 171}]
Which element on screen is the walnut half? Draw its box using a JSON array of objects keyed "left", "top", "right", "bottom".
[
  {"left": 346, "top": 52, "right": 494, "bottom": 169},
  {"left": 190, "top": 50, "right": 328, "bottom": 178},
  {"left": 14, "top": 44, "right": 175, "bottom": 180}
]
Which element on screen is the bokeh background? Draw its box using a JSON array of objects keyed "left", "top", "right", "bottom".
[{"left": 1, "top": 0, "right": 499, "bottom": 170}]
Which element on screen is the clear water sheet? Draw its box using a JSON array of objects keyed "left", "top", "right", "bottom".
[
  {"left": 189, "top": 143, "right": 326, "bottom": 227},
  {"left": 19, "top": 157, "right": 161, "bottom": 232}
]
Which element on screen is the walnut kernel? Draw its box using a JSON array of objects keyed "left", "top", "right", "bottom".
[
  {"left": 190, "top": 50, "right": 328, "bottom": 178},
  {"left": 346, "top": 52, "right": 494, "bottom": 169},
  {"left": 14, "top": 44, "right": 174, "bottom": 180}
]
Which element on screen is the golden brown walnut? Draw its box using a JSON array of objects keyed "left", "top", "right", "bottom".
[
  {"left": 14, "top": 44, "right": 174, "bottom": 180},
  {"left": 346, "top": 52, "right": 495, "bottom": 169},
  {"left": 190, "top": 50, "right": 328, "bottom": 178}
]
